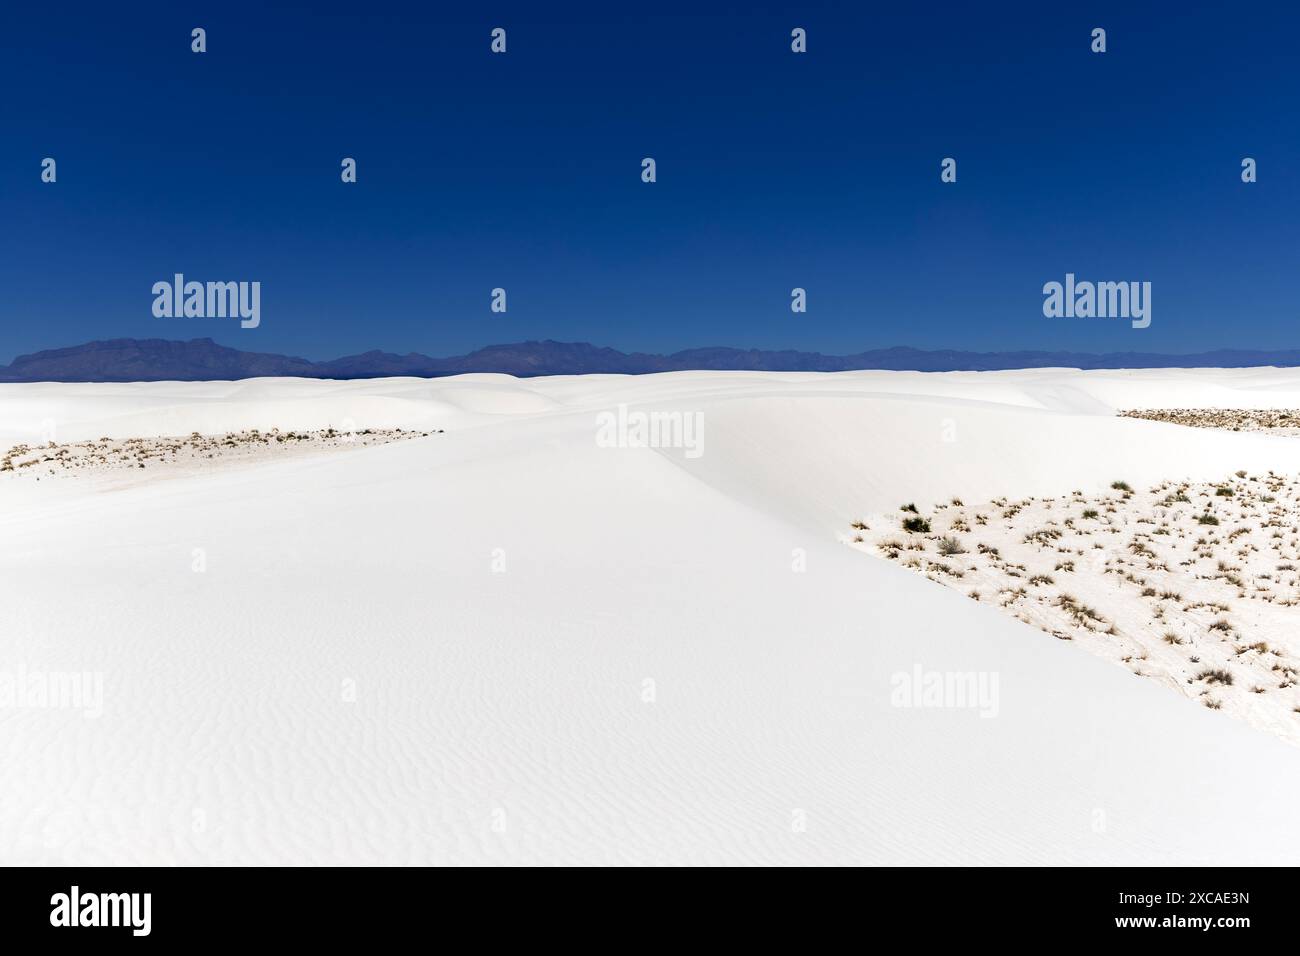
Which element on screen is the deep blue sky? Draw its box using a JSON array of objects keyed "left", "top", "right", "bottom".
[{"left": 2, "top": 1, "right": 1297, "bottom": 363}]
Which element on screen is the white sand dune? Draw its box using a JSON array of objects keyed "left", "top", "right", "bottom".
[{"left": 5, "top": 367, "right": 1300, "bottom": 864}]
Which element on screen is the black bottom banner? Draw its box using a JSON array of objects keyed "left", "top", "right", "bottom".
[{"left": 0, "top": 865, "right": 1285, "bottom": 944}]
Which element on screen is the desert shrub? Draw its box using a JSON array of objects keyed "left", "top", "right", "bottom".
[
  {"left": 900, "top": 503, "right": 918, "bottom": 513},
  {"left": 1198, "top": 514, "right": 1220, "bottom": 526},
  {"left": 1024, "top": 528, "right": 1063, "bottom": 546},
  {"left": 1196, "top": 667, "right": 1234, "bottom": 686},
  {"left": 1057, "top": 593, "right": 1104, "bottom": 625},
  {"left": 1111, "top": 480, "right": 1131, "bottom": 492},
  {"left": 1082, "top": 509, "right": 1099, "bottom": 519},
  {"left": 878, "top": 539, "right": 905, "bottom": 558},
  {"left": 902, "top": 516, "right": 930, "bottom": 534},
  {"left": 936, "top": 536, "right": 966, "bottom": 556}
]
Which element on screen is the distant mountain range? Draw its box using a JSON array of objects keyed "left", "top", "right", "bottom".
[{"left": 5, "top": 337, "right": 1300, "bottom": 382}]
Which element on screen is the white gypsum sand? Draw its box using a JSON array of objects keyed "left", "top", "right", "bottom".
[
  {"left": 1119, "top": 407, "right": 1300, "bottom": 436},
  {"left": 2, "top": 427, "right": 437, "bottom": 477},
  {"left": 6, "top": 368, "right": 1300, "bottom": 864},
  {"left": 853, "top": 474, "right": 1300, "bottom": 743}
]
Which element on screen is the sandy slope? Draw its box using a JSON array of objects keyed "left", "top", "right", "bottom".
[{"left": 5, "top": 368, "right": 1300, "bottom": 864}]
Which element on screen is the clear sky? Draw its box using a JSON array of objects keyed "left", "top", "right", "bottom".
[{"left": 2, "top": 1, "right": 1296, "bottom": 363}]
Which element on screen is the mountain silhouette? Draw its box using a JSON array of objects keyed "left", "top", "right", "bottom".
[{"left": 5, "top": 337, "right": 1300, "bottom": 382}]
